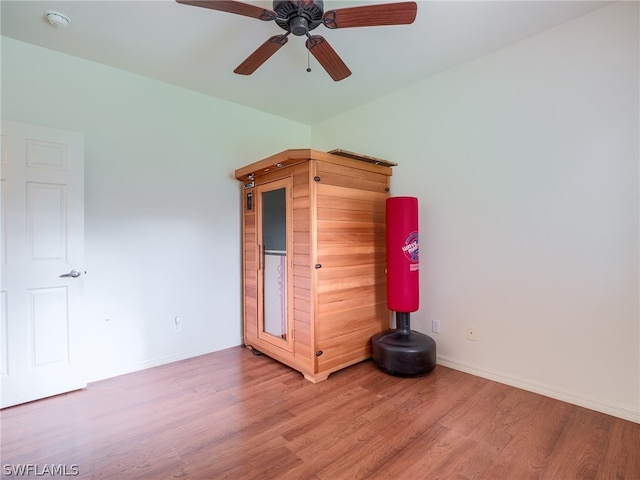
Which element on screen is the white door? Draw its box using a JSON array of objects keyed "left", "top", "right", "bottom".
[{"left": 1, "top": 120, "right": 86, "bottom": 408}]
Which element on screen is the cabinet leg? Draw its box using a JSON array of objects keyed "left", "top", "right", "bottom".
[
  {"left": 303, "top": 372, "right": 330, "bottom": 383},
  {"left": 244, "top": 344, "right": 263, "bottom": 356}
]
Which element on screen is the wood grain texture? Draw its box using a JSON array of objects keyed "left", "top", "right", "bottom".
[
  {"left": 234, "top": 149, "right": 392, "bottom": 183},
  {"left": 239, "top": 151, "right": 392, "bottom": 383},
  {"left": 2, "top": 347, "right": 637, "bottom": 480}
]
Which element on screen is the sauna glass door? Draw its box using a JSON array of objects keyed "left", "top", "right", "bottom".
[{"left": 256, "top": 178, "right": 293, "bottom": 351}]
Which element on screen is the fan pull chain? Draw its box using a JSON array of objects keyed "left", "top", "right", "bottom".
[{"left": 307, "top": 49, "right": 311, "bottom": 73}]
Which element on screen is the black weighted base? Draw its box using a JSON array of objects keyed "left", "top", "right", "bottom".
[{"left": 372, "top": 312, "right": 437, "bottom": 377}]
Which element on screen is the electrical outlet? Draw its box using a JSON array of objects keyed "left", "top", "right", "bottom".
[
  {"left": 174, "top": 316, "right": 182, "bottom": 332},
  {"left": 432, "top": 319, "right": 440, "bottom": 334},
  {"left": 466, "top": 326, "right": 476, "bottom": 341}
]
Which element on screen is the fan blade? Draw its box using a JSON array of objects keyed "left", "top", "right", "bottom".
[
  {"left": 323, "top": 1, "right": 417, "bottom": 29},
  {"left": 234, "top": 35, "right": 289, "bottom": 75},
  {"left": 305, "top": 36, "right": 351, "bottom": 82},
  {"left": 176, "top": 0, "right": 276, "bottom": 21}
]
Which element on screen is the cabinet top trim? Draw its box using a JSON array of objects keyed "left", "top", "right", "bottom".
[
  {"left": 327, "top": 149, "right": 397, "bottom": 167},
  {"left": 234, "top": 149, "right": 394, "bottom": 183}
]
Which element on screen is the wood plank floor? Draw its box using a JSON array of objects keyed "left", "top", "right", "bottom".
[{"left": 1, "top": 346, "right": 638, "bottom": 479}]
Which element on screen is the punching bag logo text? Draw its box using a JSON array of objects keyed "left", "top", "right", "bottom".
[{"left": 401, "top": 231, "right": 419, "bottom": 271}]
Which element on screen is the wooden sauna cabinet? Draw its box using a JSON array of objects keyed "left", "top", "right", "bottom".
[{"left": 235, "top": 149, "right": 395, "bottom": 382}]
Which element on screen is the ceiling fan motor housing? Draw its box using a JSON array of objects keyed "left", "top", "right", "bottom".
[{"left": 274, "top": 0, "right": 324, "bottom": 36}]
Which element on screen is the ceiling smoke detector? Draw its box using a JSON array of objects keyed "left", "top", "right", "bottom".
[{"left": 45, "top": 10, "right": 70, "bottom": 27}]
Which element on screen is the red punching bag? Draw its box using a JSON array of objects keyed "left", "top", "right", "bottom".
[
  {"left": 386, "top": 196, "right": 419, "bottom": 312},
  {"left": 373, "top": 195, "right": 435, "bottom": 378}
]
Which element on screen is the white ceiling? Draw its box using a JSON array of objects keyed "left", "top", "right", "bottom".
[{"left": 1, "top": 0, "right": 611, "bottom": 125}]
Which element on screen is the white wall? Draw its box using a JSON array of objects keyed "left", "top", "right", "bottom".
[
  {"left": 1, "top": 37, "right": 311, "bottom": 381},
  {"left": 312, "top": 2, "right": 639, "bottom": 422},
  {"left": 2, "top": 2, "right": 638, "bottom": 423}
]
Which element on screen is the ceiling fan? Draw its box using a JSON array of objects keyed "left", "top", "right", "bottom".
[{"left": 176, "top": 0, "right": 418, "bottom": 81}]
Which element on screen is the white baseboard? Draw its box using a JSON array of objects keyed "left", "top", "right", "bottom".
[
  {"left": 436, "top": 354, "right": 640, "bottom": 424},
  {"left": 87, "top": 343, "right": 239, "bottom": 384}
]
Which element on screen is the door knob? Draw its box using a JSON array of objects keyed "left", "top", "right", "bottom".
[{"left": 59, "top": 269, "right": 82, "bottom": 278}]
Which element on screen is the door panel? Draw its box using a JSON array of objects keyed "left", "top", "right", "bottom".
[
  {"left": 28, "top": 182, "right": 67, "bottom": 260},
  {"left": 256, "top": 178, "right": 293, "bottom": 352},
  {"left": 30, "top": 287, "right": 70, "bottom": 366},
  {"left": 1, "top": 120, "right": 85, "bottom": 408}
]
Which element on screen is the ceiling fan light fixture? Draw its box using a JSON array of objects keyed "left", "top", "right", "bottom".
[
  {"left": 45, "top": 10, "right": 70, "bottom": 27},
  {"left": 289, "top": 16, "right": 309, "bottom": 36}
]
